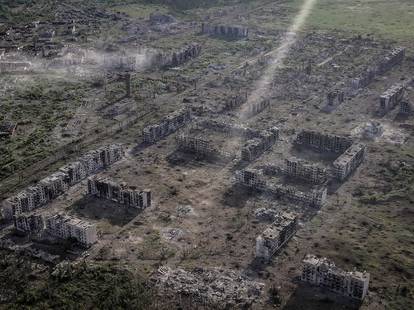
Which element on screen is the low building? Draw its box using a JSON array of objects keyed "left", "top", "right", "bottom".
[
  {"left": 255, "top": 212, "right": 298, "bottom": 261},
  {"left": 301, "top": 254, "right": 370, "bottom": 301}
]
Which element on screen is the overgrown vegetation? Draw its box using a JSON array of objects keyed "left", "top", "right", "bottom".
[{"left": 0, "top": 250, "right": 153, "bottom": 309}]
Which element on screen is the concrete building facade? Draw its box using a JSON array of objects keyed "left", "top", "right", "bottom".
[
  {"left": 2, "top": 144, "right": 124, "bottom": 219},
  {"left": 380, "top": 84, "right": 405, "bottom": 114},
  {"left": 201, "top": 23, "right": 249, "bottom": 39},
  {"left": 301, "top": 254, "right": 370, "bottom": 301},
  {"left": 333, "top": 143, "right": 366, "bottom": 181},
  {"left": 143, "top": 109, "right": 191, "bottom": 144},
  {"left": 87, "top": 177, "right": 151, "bottom": 209},
  {"left": 45, "top": 214, "right": 97, "bottom": 247},
  {"left": 255, "top": 212, "right": 298, "bottom": 261}
]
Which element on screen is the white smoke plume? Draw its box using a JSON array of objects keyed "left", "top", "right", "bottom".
[{"left": 239, "top": 0, "right": 318, "bottom": 119}]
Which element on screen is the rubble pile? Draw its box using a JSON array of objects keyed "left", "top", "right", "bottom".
[{"left": 151, "top": 266, "right": 264, "bottom": 309}]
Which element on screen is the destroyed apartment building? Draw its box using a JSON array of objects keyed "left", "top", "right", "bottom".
[
  {"left": 255, "top": 212, "right": 298, "bottom": 261},
  {"left": 351, "top": 47, "right": 405, "bottom": 91},
  {"left": 301, "top": 254, "right": 370, "bottom": 301},
  {"left": 235, "top": 169, "right": 327, "bottom": 207},
  {"left": 87, "top": 177, "right": 151, "bottom": 209},
  {"left": 143, "top": 108, "right": 191, "bottom": 144},
  {"left": 153, "top": 43, "right": 201, "bottom": 68},
  {"left": 151, "top": 266, "right": 264, "bottom": 309},
  {"left": 201, "top": 23, "right": 249, "bottom": 39},
  {"left": 176, "top": 118, "right": 279, "bottom": 161},
  {"left": 241, "top": 98, "right": 271, "bottom": 119},
  {"left": 332, "top": 143, "right": 366, "bottom": 181},
  {"left": 0, "top": 121, "right": 17, "bottom": 137},
  {"left": 1, "top": 144, "right": 124, "bottom": 219},
  {"left": 294, "top": 130, "right": 365, "bottom": 181},
  {"left": 13, "top": 212, "right": 97, "bottom": 247},
  {"left": 284, "top": 158, "right": 328, "bottom": 185},
  {"left": 379, "top": 83, "right": 405, "bottom": 114},
  {"left": 323, "top": 47, "right": 406, "bottom": 113}
]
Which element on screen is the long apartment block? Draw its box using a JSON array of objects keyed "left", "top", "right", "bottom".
[
  {"left": 301, "top": 254, "right": 370, "bottom": 301},
  {"left": 143, "top": 109, "right": 191, "bottom": 144},
  {"left": 13, "top": 213, "right": 97, "bottom": 247},
  {"left": 87, "top": 177, "right": 151, "bottom": 209},
  {"left": 1, "top": 144, "right": 124, "bottom": 219}
]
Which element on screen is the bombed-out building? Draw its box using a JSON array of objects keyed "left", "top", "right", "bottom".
[
  {"left": 14, "top": 213, "right": 45, "bottom": 235},
  {"left": 284, "top": 158, "right": 328, "bottom": 185},
  {"left": 87, "top": 177, "right": 151, "bottom": 209},
  {"left": 380, "top": 83, "right": 405, "bottom": 114},
  {"left": 241, "top": 127, "right": 279, "bottom": 161},
  {"left": 201, "top": 23, "right": 249, "bottom": 39},
  {"left": 1, "top": 144, "right": 124, "bottom": 219},
  {"left": 294, "top": 130, "right": 353, "bottom": 154},
  {"left": 45, "top": 213, "right": 97, "bottom": 247},
  {"left": 301, "top": 254, "right": 370, "bottom": 301},
  {"left": 255, "top": 212, "right": 298, "bottom": 261},
  {"left": 143, "top": 108, "right": 191, "bottom": 144},
  {"left": 234, "top": 169, "right": 327, "bottom": 207},
  {"left": 153, "top": 43, "right": 201, "bottom": 68}
]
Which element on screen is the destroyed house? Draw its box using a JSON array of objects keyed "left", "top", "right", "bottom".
[{"left": 284, "top": 158, "right": 328, "bottom": 184}]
